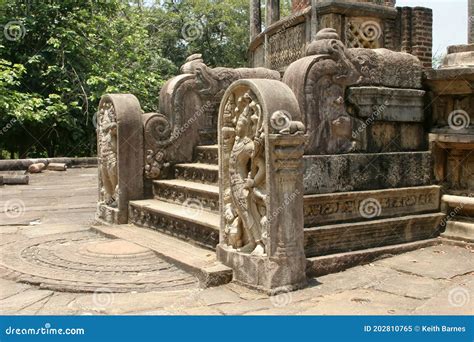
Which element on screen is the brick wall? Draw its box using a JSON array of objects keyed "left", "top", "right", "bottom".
[
  {"left": 292, "top": 0, "right": 310, "bottom": 12},
  {"left": 397, "top": 7, "right": 433, "bottom": 68}
]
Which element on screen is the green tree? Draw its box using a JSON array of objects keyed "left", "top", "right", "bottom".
[{"left": 0, "top": 0, "right": 249, "bottom": 158}]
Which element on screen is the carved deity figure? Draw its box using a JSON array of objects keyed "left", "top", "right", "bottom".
[
  {"left": 227, "top": 92, "right": 267, "bottom": 256},
  {"left": 99, "top": 104, "right": 118, "bottom": 207}
]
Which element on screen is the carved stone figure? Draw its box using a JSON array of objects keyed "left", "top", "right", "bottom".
[
  {"left": 217, "top": 79, "right": 307, "bottom": 294},
  {"left": 98, "top": 101, "right": 118, "bottom": 206},
  {"left": 225, "top": 92, "right": 267, "bottom": 256}
]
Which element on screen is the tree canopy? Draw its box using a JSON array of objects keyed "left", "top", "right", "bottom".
[{"left": 0, "top": 0, "right": 249, "bottom": 158}]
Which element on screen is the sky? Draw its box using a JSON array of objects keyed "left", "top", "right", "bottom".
[{"left": 396, "top": 0, "right": 469, "bottom": 57}]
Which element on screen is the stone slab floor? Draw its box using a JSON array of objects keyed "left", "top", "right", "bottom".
[{"left": 0, "top": 168, "right": 472, "bottom": 315}]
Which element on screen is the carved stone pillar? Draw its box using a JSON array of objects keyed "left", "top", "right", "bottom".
[
  {"left": 250, "top": 0, "right": 262, "bottom": 41},
  {"left": 96, "top": 94, "right": 144, "bottom": 224},
  {"left": 217, "top": 79, "right": 307, "bottom": 294},
  {"left": 266, "top": 0, "right": 280, "bottom": 27}
]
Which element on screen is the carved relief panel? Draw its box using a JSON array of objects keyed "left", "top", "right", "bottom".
[{"left": 217, "top": 79, "right": 307, "bottom": 294}]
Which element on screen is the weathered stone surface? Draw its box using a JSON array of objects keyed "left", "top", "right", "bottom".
[
  {"left": 0, "top": 231, "right": 198, "bottom": 293},
  {"left": 347, "top": 87, "right": 425, "bottom": 122},
  {"left": 303, "top": 152, "right": 433, "bottom": 195},
  {"left": 304, "top": 213, "right": 444, "bottom": 257},
  {"left": 249, "top": 0, "right": 432, "bottom": 69},
  {"left": 129, "top": 199, "right": 220, "bottom": 249},
  {"left": 93, "top": 224, "right": 232, "bottom": 288},
  {"left": 376, "top": 244, "right": 474, "bottom": 280},
  {"left": 96, "top": 94, "right": 144, "bottom": 225},
  {"left": 443, "top": 44, "right": 474, "bottom": 67},
  {"left": 306, "top": 239, "right": 440, "bottom": 277},
  {"left": 144, "top": 55, "right": 279, "bottom": 180},
  {"left": 442, "top": 220, "right": 474, "bottom": 243},
  {"left": 217, "top": 79, "right": 307, "bottom": 294},
  {"left": 304, "top": 185, "right": 440, "bottom": 226}
]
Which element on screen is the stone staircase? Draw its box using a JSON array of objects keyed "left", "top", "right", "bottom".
[
  {"left": 128, "top": 145, "right": 446, "bottom": 278},
  {"left": 129, "top": 145, "right": 220, "bottom": 250}
]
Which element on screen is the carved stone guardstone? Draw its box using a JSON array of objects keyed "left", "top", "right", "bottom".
[
  {"left": 96, "top": 94, "right": 144, "bottom": 224},
  {"left": 217, "top": 79, "right": 307, "bottom": 294}
]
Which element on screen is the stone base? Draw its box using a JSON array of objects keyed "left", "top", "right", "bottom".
[
  {"left": 93, "top": 224, "right": 232, "bottom": 288},
  {"left": 306, "top": 238, "right": 441, "bottom": 277},
  {"left": 304, "top": 213, "right": 445, "bottom": 257},
  {"left": 441, "top": 220, "right": 474, "bottom": 243},
  {"left": 96, "top": 203, "right": 122, "bottom": 225},
  {"left": 303, "top": 152, "right": 432, "bottom": 195},
  {"left": 216, "top": 244, "right": 307, "bottom": 295}
]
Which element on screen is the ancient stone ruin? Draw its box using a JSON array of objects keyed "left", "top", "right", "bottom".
[{"left": 95, "top": 0, "right": 473, "bottom": 294}]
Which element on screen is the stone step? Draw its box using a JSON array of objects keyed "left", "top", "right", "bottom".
[
  {"left": 304, "top": 212, "right": 445, "bottom": 257},
  {"left": 129, "top": 199, "right": 220, "bottom": 250},
  {"left": 194, "top": 145, "right": 218, "bottom": 165},
  {"left": 304, "top": 185, "right": 441, "bottom": 227},
  {"left": 92, "top": 224, "right": 232, "bottom": 288},
  {"left": 174, "top": 163, "right": 219, "bottom": 185},
  {"left": 306, "top": 238, "right": 441, "bottom": 277},
  {"left": 153, "top": 179, "right": 219, "bottom": 213},
  {"left": 441, "top": 219, "right": 474, "bottom": 243}
]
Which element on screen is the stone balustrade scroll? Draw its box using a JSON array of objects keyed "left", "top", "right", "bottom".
[
  {"left": 144, "top": 54, "right": 280, "bottom": 182},
  {"left": 96, "top": 94, "right": 144, "bottom": 224},
  {"left": 217, "top": 79, "right": 308, "bottom": 294}
]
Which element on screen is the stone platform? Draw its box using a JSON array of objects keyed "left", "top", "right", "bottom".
[{"left": 0, "top": 168, "right": 472, "bottom": 315}]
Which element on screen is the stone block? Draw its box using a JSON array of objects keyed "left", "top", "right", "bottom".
[
  {"left": 303, "top": 152, "right": 433, "bottom": 195},
  {"left": 304, "top": 213, "right": 444, "bottom": 257},
  {"left": 304, "top": 185, "right": 440, "bottom": 226},
  {"left": 96, "top": 94, "right": 144, "bottom": 225}
]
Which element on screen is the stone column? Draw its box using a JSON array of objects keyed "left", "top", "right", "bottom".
[
  {"left": 266, "top": 0, "right": 280, "bottom": 27},
  {"left": 250, "top": 0, "right": 262, "bottom": 41},
  {"left": 217, "top": 79, "right": 307, "bottom": 294},
  {"left": 96, "top": 94, "right": 144, "bottom": 225},
  {"left": 469, "top": 0, "right": 473, "bottom": 43}
]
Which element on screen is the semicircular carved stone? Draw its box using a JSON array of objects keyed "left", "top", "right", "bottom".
[
  {"left": 217, "top": 79, "right": 308, "bottom": 294},
  {"left": 97, "top": 94, "right": 144, "bottom": 224}
]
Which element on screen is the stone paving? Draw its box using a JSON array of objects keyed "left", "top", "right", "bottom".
[{"left": 0, "top": 168, "right": 472, "bottom": 315}]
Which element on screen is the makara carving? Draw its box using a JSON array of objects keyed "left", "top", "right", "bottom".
[{"left": 144, "top": 54, "right": 279, "bottom": 180}]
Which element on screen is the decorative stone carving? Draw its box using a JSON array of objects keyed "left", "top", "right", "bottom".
[
  {"left": 346, "top": 17, "right": 383, "bottom": 49},
  {"left": 144, "top": 54, "right": 280, "bottom": 181},
  {"left": 268, "top": 23, "right": 306, "bottom": 71},
  {"left": 217, "top": 79, "right": 307, "bottom": 294},
  {"left": 283, "top": 28, "right": 425, "bottom": 155},
  {"left": 98, "top": 101, "right": 118, "bottom": 207},
  {"left": 284, "top": 28, "right": 364, "bottom": 154},
  {"left": 96, "top": 94, "right": 144, "bottom": 224}
]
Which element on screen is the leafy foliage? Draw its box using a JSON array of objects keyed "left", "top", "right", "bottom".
[{"left": 0, "top": 0, "right": 249, "bottom": 158}]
